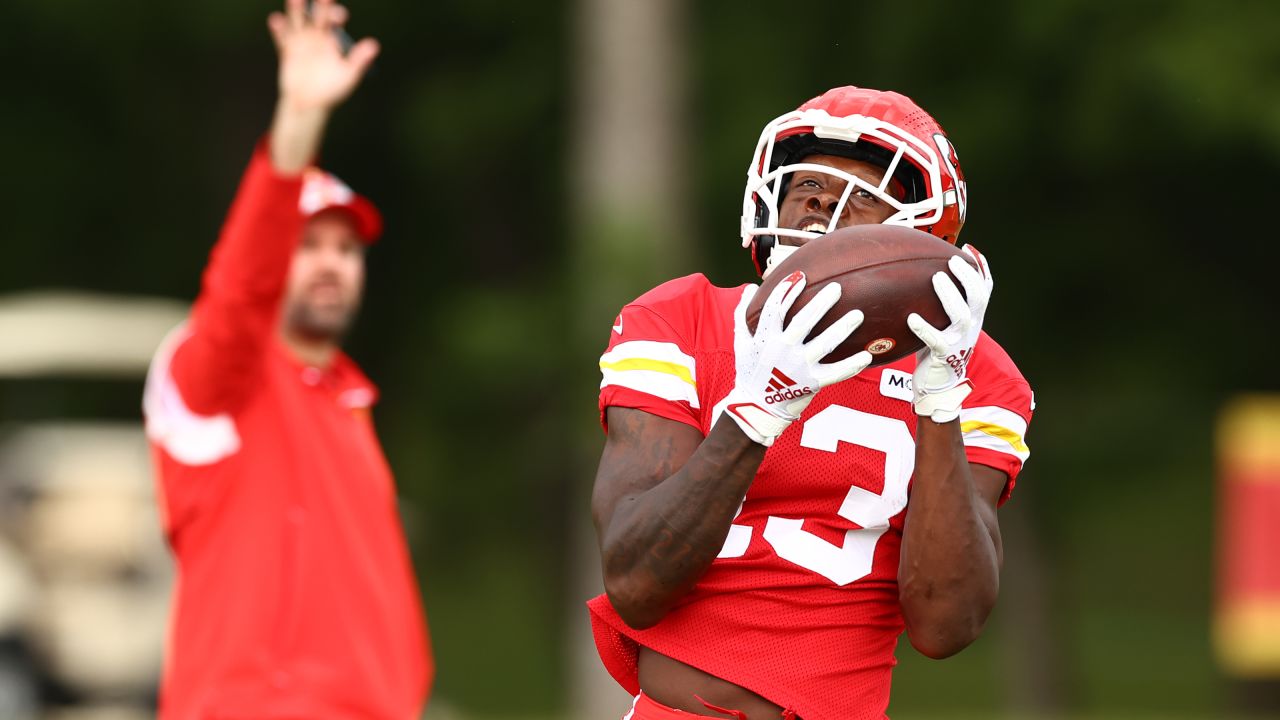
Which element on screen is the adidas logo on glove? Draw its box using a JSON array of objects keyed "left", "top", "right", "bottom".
[{"left": 764, "top": 368, "right": 813, "bottom": 405}]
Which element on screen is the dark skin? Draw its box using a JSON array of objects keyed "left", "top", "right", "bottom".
[{"left": 590, "top": 155, "right": 1009, "bottom": 718}]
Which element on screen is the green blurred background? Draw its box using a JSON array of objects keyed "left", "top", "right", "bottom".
[{"left": 3, "top": 0, "right": 1279, "bottom": 718}]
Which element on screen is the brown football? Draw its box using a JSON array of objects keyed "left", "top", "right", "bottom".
[{"left": 745, "top": 224, "right": 976, "bottom": 366}]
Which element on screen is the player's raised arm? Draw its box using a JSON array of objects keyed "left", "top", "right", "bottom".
[
  {"left": 267, "top": 0, "right": 379, "bottom": 172},
  {"left": 161, "top": 0, "right": 379, "bottom": 415}
]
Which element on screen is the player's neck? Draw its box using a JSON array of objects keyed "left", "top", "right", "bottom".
[{"left": 281, "top": 328, "right": 339, "bottom": 368}]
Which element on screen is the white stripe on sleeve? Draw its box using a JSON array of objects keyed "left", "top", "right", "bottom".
[
  {"left": 599, "top": 340, "right": 699, "bottom": 408},
  {"left": 959, "top": 405, "right": 1030, "bottom": 464}
]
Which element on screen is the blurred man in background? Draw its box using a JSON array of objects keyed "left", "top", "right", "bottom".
[
  {"left": 588, "top": 87, "right": 1034, "bottom": 718},
  {"left": 141, "top": 1, "right": 432, "bottom": 717}
]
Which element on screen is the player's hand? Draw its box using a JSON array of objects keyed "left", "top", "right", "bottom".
[
  {"left": 907, "top": 245, "right": 992, "bottom": 422},
  {"left": 722, "top": 272, "right": 873, "bottom": 446},
  {"left": 267, "top": 0, "right": 379, "bottom": 114}
]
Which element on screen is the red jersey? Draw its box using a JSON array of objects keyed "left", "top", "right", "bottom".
[
  {"left": 143, "top": 143, "right": 432, "bottom": 720},
  {"left": 589, "top": 274, "right": 1033, "bottom": 720}
]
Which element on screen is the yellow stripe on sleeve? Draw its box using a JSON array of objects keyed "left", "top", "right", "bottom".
[
  {"left": 960, "top": 420, "right": 1030, "bottom": 454},
  {"left": 599, "top": 358, "right": 696, "bottom": 387}
]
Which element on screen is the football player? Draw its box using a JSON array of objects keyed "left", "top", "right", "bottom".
[{"left": 588, "top": 86, "right": 1034, "bottom": 719}]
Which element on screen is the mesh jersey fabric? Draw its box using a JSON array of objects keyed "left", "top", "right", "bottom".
[{"left": 590, "top": 273, "right": 1034, "bottom": 720}]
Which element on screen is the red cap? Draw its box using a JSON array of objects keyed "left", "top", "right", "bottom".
[{"left": 298, "top": 168, "right": 383, "bottom": 244}]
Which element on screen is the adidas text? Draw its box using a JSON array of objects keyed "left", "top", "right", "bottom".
[{"left": 764, "top": 386, "right": 814, "bottom": 404}]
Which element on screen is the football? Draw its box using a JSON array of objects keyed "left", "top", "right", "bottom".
[{"left": 746, "top": 224, "right": 976, "bottom": 366}]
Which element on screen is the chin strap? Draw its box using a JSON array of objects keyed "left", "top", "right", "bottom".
[{"left": 762, "top": 242, "right": 798, "bottom": 278}]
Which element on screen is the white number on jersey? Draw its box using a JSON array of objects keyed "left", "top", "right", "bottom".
[{"left": 716, "top": 404, "right": 914, "bottom": 586}]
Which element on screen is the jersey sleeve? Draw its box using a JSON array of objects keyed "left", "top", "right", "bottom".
[
  {"left": 959, "top": 335, "right": 1034, "bottom": 505},
  {"left": 167, "top": 139, "right": 307, "bottom": 416},
  {"left": 598, "top": 302, "right": 703, "bottom": 434}
]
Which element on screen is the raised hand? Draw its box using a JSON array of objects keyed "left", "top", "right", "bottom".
[{"left": 267, "top": 0, "right": 379, "bottom": 113}]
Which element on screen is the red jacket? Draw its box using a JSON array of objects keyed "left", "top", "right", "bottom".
[{"left": 144, "top": 143, "right": 432, "bottom": 720}]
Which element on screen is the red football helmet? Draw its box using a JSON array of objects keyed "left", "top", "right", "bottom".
[{"left": 741, "top": 86, "right": 968, "bottom": 275}]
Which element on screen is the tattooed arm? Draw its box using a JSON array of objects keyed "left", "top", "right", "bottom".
[{"left": 591, "top": 407, "right": 767, "bottom": 629}]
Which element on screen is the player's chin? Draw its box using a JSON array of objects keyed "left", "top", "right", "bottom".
[{"left": 289, "top": 303, "right": 357, "bottom": 341}]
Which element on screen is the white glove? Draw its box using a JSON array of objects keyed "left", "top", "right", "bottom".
[
  {"left": 723, "top": 271, "right": 873, "bottom": 446},
  {"left": 906, "top": 245, "right": 993, "bottom": 423}
]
